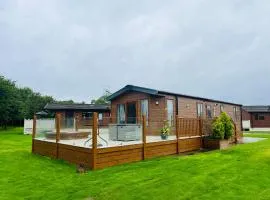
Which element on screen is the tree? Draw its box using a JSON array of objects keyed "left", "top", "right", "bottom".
[
  {"left": 0, "top": 75, "right": 55, "bottom": 128},
  {"left": 91, "top": 90, "right": 111, "bottom": 105},
  {"left": 0, "top": 76, "right": 20, "bottom": 128}
]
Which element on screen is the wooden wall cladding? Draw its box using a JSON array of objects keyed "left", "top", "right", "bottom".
[
  {"left": 58, "top": 144, "right": 92, "bottom": 168},
  {"left": 178, "top": 137, "right": 201, "bottom": 153},
  {"left": 33, "top": 140, "right": 57, "bottom": 158}
]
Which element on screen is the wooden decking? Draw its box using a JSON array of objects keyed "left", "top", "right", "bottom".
[
  {"left": 32, "top": 137, "right": 202, "bottom": 170},
  {"left": 32, "top": 113, "right": 241, "bottom": 170}
]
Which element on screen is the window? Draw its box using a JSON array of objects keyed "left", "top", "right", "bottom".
[
  {"left": 117, "top": 104, "right": 126, "bottom": 124},
  {"left": 255, "top": 114, "right": 265, "bottom": 120},
  {"left": 197, "top": 103, "right": 203, "bottom": 117},
  {"left": 82, "top": 112, "right": 93, "bottom": 119},
  {"left": 206, "top": 105, "right": 212, "bottom": 118},
  {"left": 98, "top": 113, "right": 103, "bottom": 120},
  {"left": 220, "top": 104, "right": 224, "bottom": 113},
  {"left": 167, "top": 100, "right": 174, "bottom": 126},
  {"left": 213, "top": 106, "right": 216, "bottom": 117},
  {"left": 141, "top": 99, "right": 149, "bottom": 125}
]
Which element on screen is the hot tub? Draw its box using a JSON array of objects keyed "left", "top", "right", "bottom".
[{"left": 45, "top": 130, "right": 90, "bottom": 140}]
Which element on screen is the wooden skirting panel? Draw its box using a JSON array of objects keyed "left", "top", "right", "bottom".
[
  {"left": 33, "top": 140, "right": 57, "bottom": 159},
  {"left": 178, "top": 137, "right": 201, "bottom": 153},
  {"left": 58, "top": 144, "right": 92, "bottom": 168},
  {"left": 145, "top": 140, "right": 177, "bottom": 159},
  {"left": 96, "top": 144, "right": 143, "bottom": 169},
  {"left": 33, "top": 138, "right": 204, "bottom": 170}
]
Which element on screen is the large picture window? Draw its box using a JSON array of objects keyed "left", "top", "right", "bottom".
[
  {"left": 197, "top": 103, "right": 203, "bottom": 117},
  {"left": 117, "top": 104, "right": 126, "bottom": 124},
  {"left": 141, "top": 99, "right": 149, "bottom": 125},
  {"left": 82, "top": 112, "right": 93, "bottom": 119},
  {"left": 255, "top": 114, "right": 265, "bottom": 120},
  {"left": 167, "top": 100, "right": 174, "bottom": 126}
]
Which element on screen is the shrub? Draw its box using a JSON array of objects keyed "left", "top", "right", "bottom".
[
  {"left": 212, "top": 117, "right": 225, "bottom": 139},
  {"left": 220, "top": 112, "right": 234, "bottom": 139}
]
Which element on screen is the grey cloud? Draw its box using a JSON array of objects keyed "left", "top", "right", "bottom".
[{"left": 1, "top": 0, "right": 270, "bottom": 104}]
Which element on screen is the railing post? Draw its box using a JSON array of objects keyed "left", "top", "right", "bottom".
[
  {"left": 55, "top": 113, "right": 61, "bottom": 158},
  {"left": 176, "top": 115, "right": 179, "bottom": 154},
  {"left": 199, "top": 117, "right": 203, "bottom": 149},
  {"left": 142, "top": 115, "right": 146, "bottom": 160},
  {"left": 75, "top": 114, "right": 79, "bottom": 132},
  {"left": 92, "top": 112, "right": 98, "bottom": 170},
  {"left": 234, "top": 122, "right": 238, "bottom": 144},
  {"left": 32, "top": 115, "right": 37, "bottom": 153}
]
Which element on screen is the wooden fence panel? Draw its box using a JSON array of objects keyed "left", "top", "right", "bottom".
[{"left": 178, "top": 118, "right": 201, "bottom": 137}]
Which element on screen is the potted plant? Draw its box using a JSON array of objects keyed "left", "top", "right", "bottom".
[
  {"left": 203, "top": 112, "right": 234, "bottom": 150},
  {"left": 160, "top": 122, "right": 170, "bottom": 140}
]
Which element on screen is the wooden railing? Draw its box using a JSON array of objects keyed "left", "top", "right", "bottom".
[{"left": 177, "top": 118, "right": 202, "bottom": 138}]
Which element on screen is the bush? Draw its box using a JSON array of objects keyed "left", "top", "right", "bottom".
[
  {"left": 212, "top": 117, "right": 225, "bottom": 139},
  {"left": 211, "top": 112, "right": 234, "bottom": 140},
  {"left": 220, "top": 112, "right": 234, "bottom": 139}
]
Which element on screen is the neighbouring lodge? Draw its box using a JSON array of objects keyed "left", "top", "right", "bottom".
[
  {"left": 109, "top": 85, "right": 242, "bottom": 135},
  {"left": 242, "top": 106, "right": 270, "bottom": 131},
  {"left": 44, "top": 103, "right": 111, "bottom": 128}
]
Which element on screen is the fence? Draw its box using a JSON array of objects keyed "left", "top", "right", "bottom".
[{"left": 32, "top": 113, "right": 241, "bottom": 170}]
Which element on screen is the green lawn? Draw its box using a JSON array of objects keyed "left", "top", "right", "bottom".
[{"left": 1, "top": 128, "right": 270, "bottom": 200}]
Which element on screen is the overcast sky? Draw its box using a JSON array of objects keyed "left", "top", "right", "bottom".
[{"left": 1, "top": 0, "right": 270, "bottom": 105}]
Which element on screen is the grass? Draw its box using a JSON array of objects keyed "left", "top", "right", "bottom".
[{"left": 1, "top": 128, "right": 270, "bottom": 200}]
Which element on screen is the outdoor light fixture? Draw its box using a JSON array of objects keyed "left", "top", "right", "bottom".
[{"left": 156, "top": 101, "right": 159, "bottom": 105}]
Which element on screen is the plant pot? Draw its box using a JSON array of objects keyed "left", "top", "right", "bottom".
[
  {"left": 161, "top": 134, "right": 168, "bottom": 140},
  {"left": 203, "top": 137, "right": 230, "bottom": 150}
]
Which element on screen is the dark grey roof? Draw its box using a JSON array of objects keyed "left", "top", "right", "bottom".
[
  {"left": 108, "top": 85, "right": 164, "bottom": 100},
  {"left": 242, "top": 106, "right": 270, "bottom": 113},
  {"left": 44, "top": 103, "right": 110, "bottom": 112},
  {"left": 108, "top": 85, "right": 242, "bottom": 106}
]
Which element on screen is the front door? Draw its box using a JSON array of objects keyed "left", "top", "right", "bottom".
[{"left": 127, "top": 102, "right": 137, "bottom": 124}]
